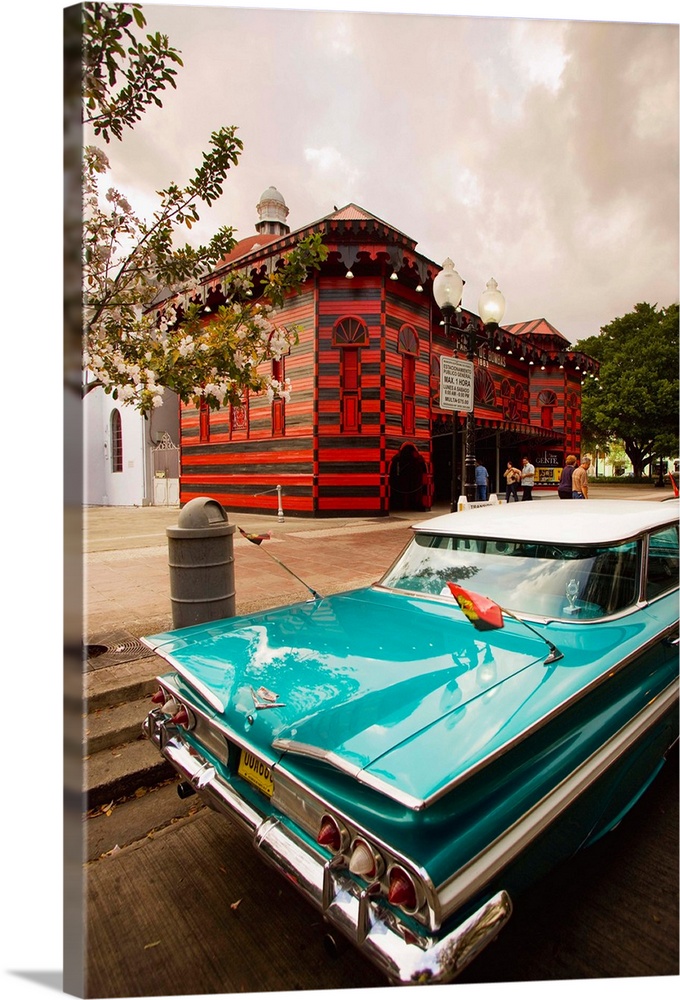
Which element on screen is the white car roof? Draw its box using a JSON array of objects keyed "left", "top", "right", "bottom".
[{"left": 414, "top": 500, "right": 678, "bottom": 546}]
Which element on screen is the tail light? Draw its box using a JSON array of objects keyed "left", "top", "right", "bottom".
[
  {"left": 169, "top": 704, "right": 196, "bottom": 730},
  {"left": 316, "top": 814, "right": 348, "bottom": 854},
  {"left": 348, "top": 837, "right": 384, "bottom": 879},
  {"left": 387, "top": 865, "right": 423, "bottom": 914},
  {"left": 150, "top": 689, "right": 182, "bottom": 717}
]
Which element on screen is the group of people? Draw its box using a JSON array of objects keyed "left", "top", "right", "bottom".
[
  {"left": 557, "top": 455, "right": 591, "bottom": 499},
  {"left": 473, "top": 457, "right": 537, "bottom": 502},
  {"left": 500, "top": 457, "right": 537, "bottom": 502},
  {"left": 473, "top": 455, "right": 592, "bottom": 503}
]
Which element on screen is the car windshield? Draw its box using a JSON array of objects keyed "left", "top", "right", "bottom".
[{"left": 379, "top": 533, "right": 640, "bottom": 620}]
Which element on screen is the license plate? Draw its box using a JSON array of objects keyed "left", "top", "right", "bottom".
[{"left": 238, "top": 748, "right": 274, "bottom": 797}]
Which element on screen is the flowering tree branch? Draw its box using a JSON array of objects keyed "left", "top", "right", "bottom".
[{"left": 84, "top": 219, "right": 327, "bottom": 413}]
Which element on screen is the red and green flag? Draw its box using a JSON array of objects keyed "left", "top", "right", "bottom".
[
  {"left": 447, "top": 582, "right": 504, "bottom": 631},
  {"left": 238, "top": 527, "right": 272, "bottom": 545}
]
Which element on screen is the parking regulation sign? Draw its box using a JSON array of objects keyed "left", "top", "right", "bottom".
[{"left": 440, "top": 356, "right": 474, "bottom": 412}]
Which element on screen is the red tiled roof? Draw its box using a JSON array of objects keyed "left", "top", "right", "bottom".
[
  {"left": 505, "top": 318, "right": 570, "bottom": 343},
  {"left": 216, "top": 233, "right": 280, "bottom": 267},
  {"left": 329, "top": 204, "right": 375, "bottom": 221},
  {"left": 304, "top": 202, "right": 415, "bottom": 244}
]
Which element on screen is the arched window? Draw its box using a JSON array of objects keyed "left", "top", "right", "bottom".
[
  {"left": 231, "top": 391, "right": 249, "bottom": 437},
  {"left": 538, "top": 390, "right": 557, "bottom": 430},
  {"left": 398, "top": 325, "right": 418, "bottom": 435},
  {"left": 332, "top": 316, "right": 369, "bottom": 347},
  {"left": 199, "top": 398, "right": 210, "bottom": 442},
  {"left": 398, "top": 325, "right": 418, "bottom": 356},
  {"left": 110, "top": 409, "right": 123, "bottom": 472},
  {"left": 272, "top": 358, "right": 285, "bottom": 437},
  {"left": 334, "top": 317, "right": 368, "bottom": 432}
]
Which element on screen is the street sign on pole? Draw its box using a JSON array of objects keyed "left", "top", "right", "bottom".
[{"left": 440, "top": 356, "right": 474, "bottom": 413}]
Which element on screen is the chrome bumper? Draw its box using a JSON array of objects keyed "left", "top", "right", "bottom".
[{"left": 143, "top": 711, "right": 512, "bottom": 985}]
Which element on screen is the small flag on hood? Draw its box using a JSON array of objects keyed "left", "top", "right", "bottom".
[
  {"left": 238, "top": 527, "right": 272, "bottom": 545},
  {"left": 447, "top": 582, "right": 504, "bottom": 631}
]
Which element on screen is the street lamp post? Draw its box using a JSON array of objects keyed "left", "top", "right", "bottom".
[
  {"left": 432, "top": 259, "right": 464, "bottom": 510},
  {"left": 433, "top": 263, "right": 506, "bottom": 505}
]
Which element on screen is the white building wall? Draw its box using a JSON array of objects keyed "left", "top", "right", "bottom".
[{"left": 83, "top": 387, "right": 148, "bottom": 506}]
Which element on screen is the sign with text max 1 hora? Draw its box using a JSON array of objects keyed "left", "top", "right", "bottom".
[{"left": 440, "top": 356, "right": 474, "bottom": 412}]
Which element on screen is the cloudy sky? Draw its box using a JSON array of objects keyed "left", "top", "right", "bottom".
[
  {"left": 92, "top": 0, "right": 679, "bottom": 345},
  {"left": 0, "top": 7, "right": 676, "bottom": 999}
]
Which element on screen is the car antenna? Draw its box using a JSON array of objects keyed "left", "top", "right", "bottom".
[
  {"left": 501, "top": 608, "right": 564, "bottom": 665},
  {"left": 237, "top": 527, "right": 323, "bottom": 601}
]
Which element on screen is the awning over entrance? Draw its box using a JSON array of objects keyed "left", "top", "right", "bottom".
[
  {"left": 474, "top": 419, "right": 565, "bottom": 451},
  {"left": 432, "top": 414, "right": 565, "bottom": 451}
]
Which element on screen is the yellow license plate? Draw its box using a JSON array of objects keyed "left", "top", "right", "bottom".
[{"left": 238, "top": 749, "right": 274, "bottom": 797}]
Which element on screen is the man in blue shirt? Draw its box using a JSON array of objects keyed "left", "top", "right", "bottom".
[{"left": 475, "top": 461, "right": 489, "bottom": 502}]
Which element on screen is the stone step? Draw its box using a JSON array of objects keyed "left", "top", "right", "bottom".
[
  {"left": 86, "top": 781, "right": 201, "bottom": 862},
  {"left": 85, "top": 655, "right": 163, "bottom": 712},
  {"left": 85, "top": 697, "right": 154, "bottom": 754},
  {"left": 85, "top": 734, "right": 174, "bottom": 811}
]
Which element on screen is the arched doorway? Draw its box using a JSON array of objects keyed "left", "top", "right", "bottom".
[{"left": 389, "top": 444, "right": 427, "bottom": 511}]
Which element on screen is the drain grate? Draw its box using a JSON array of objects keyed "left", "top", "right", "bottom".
[
  {"left": 86, "top": 644, "right": 109, "bottom": 659},
  {"left": 86, "top": 635, "right": 155, "bottom": 670}
]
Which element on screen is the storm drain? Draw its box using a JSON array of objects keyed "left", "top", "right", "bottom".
[{"left": 85, "top": 634, "right": 156, "bottom": 670}]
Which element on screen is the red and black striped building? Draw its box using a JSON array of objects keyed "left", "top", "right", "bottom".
[{"left": 176, "top": 189, "right": 597, "bottom": 516}]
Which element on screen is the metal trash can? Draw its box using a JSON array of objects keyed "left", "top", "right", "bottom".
[{"left": 166, "top": 497, "right": 236, "bottom": 628}]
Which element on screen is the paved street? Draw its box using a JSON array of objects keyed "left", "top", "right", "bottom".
[{"left": 78, "top": 483, "right": 678, "bottom": 996}]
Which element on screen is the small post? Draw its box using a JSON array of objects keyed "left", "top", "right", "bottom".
[{"left": 276, "top": 484, "right": 284, "bottom": 522}]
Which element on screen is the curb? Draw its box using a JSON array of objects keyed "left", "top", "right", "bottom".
[{"left": 85, "top": 734, "right": 174, "bottom": 810}]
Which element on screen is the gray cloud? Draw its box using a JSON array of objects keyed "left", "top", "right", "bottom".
[{"left": 100, "top": 4, "right": 679, "bottom": 343}]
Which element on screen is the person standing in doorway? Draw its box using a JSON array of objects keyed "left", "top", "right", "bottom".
[
  {"left": 557, "top": 455, "right": 577, "bottom": 499},
  {"left": 503, "top": 461, "right": 521, "bottom": 502},
  {"left": 520, "top": 457, "right": 535, "bottom": 500},
  {"left": 475, "top": 460, "right": 489, "bottom": 502},
  {"left": 572, "top": 457, "right": 591, "bottom": 499}
]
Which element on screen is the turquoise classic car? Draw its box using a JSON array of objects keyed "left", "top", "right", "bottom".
[{"left": 142, "top": 500, "right": 679, "bottom": 985}]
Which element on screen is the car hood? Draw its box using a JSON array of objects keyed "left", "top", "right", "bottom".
[{"left": 145, "top": 587, "right": 557, "bottom": 805}]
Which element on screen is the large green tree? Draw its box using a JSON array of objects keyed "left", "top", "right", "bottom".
[
  {"left": 75, "top": 3, "right": 326, "bottom": 415},
  {"left": 575, "top": 302, "right": 679, "bottom": 476}
]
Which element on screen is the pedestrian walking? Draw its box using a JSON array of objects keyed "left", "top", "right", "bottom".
[
  {"left": 557, "top": 455, "right": 577, "bottom": 499},
  {"left": 572, "top": 457, "right": 591, "bottom": 499},
  {"left": 520, "top": 457, "right": 535, "bottom": 501},
  {"left": 503, "top": 461, "right": 521, "bottom": 502},
  {"left": 475, "top": 461, "right": 489, "bottom": 502}
]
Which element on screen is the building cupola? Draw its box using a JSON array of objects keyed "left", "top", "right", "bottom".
[{"left": 255, "top": 186, "right": 290, "bottom": 236}]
